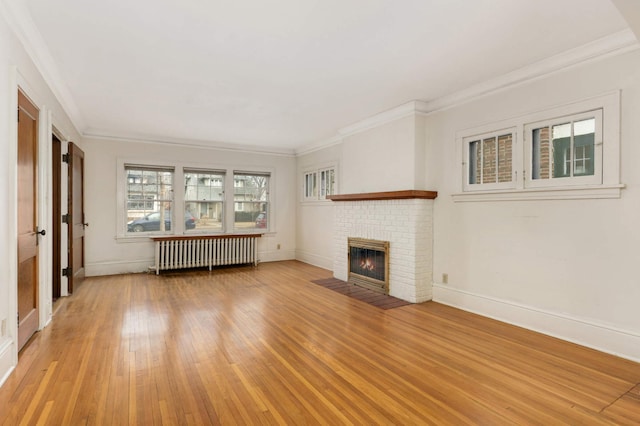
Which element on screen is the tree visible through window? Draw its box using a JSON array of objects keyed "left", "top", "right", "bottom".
[
  {"left": 125, "top": 166, "right": 174, "bottom": 233},
  {"left": 234, "top": 172, "right": 269, "bottom": 230}
]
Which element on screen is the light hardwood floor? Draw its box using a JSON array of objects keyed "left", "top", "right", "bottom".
[{"left": 1, "top": 260, "right": 639, "bottom": 424}]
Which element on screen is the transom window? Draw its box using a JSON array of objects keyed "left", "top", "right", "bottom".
[
  {"left": 457, "top": 92, "right": 618, "bottom": 201},
  {"left": 526, "top": 110, "right": 601, "bottom": 187},
  {"left": 303, "top": 166, "right": 336, "bottom": 201},
  {"left": 464, "top": 129, "right": 515, "bottom": 191}
]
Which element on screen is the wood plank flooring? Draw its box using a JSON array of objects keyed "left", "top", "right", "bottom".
[{"left": 1, "top": 260, "right": 639, "bottom": 424}]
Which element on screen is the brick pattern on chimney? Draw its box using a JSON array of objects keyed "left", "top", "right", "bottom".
[{"left": 333, "top": 199, "right": 433, "bottom": 303}]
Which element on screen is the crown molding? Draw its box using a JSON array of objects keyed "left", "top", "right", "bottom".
[
  {"left": 426, "top": 29, "right": 639, "bottom": 113},
  {"left": 1, "top": 0, "right": 85, "bottom": 136},
  {"left": 295, "top": 135, "right": 343, "bottom": 157},
  {"left": 337, "top": 100, "right": 429, "bottom": 138},
  {"left": 83, "top": 130, "right": 297, "bottom": 157},
  {"left": 301, "top": 29, "right": 639, "bottom": 155}
]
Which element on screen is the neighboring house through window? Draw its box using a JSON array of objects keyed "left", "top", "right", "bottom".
[{"left": 456, "top": 91, "right": 620, "bottom": 201}]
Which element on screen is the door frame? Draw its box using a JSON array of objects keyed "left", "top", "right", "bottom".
[{"left": 7, "top": 68, "right": 58, "bottom": 363}]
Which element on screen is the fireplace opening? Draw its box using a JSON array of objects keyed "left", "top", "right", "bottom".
[{"left": 348, "top": 238, "right": 389, "bottom": 294}]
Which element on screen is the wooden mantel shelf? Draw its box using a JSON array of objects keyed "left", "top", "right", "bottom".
[{"left": 327, "top": 190, "right": 438, "bottom": 202}]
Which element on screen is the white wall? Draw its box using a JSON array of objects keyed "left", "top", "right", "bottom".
[
  {"left": 430, "top": 49, "right": 640, "bottom": 361},
  {"left": 295, "top": 143, "right": 341, "bottom": 270},
  {"left": 295, "top": 47, "right": 640, "bottom": 361},
  {"left": 341, "top": 114, "right": 425, "bottom": 194},
  {"left": 83, "top": 137, "right": 297, "bottom": 276},
  {"left": 0, "top": 7, "right": 82, "bottom": 386}
]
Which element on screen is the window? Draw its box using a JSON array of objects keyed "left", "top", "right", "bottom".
[
  {"left": 125, "top": 166, "right": 174, "bottom": 233},
  {"left": 303, "top": 166, "right": 336, "bottom": 201},
  {"left": 464, "top": 129, "right": 515, "bottom": 191},
  {"left": 526, "top": 110, "right": 601, "bottom": 187},
  {"left": 234, "top": 172, "right": 269, "bottom": 230},
  {"left": 455, "top": 92, "right": 621, "bottom": 201},
  {"left": 120, "top": 161, "right": 274, "bottom": 237},
  {"left": 304, "top": 172, "right": 317, "bottom": 199},
  {"left": 184, "top": 169, "right": 224, "bottom": 232}
]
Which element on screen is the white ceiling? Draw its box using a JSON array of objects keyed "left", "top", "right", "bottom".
[{"left": 17, "top": 0, "right": 635, "bottom": 152}]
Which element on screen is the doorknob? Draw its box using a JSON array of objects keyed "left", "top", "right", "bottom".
[
  {"left": 83, "top": 222, "right": 89, "bottom": 227},
  {"left": 35, "top": 228, "right": 46, "bottom": 236}
]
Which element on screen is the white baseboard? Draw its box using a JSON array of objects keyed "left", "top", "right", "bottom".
[
  {"left": 433, "top": 284, "right": 640, "bottom": 363},
  {"left": 0, "top": 338, "right": 15, "bottom": 389},
  {"left": 295, "top": 250, "right": 333, "bottom": 270},
  {"left": 259, "top": 249, "right": 296, "bottom": 263},
  {"left": 86, "top": 260, "right": 153, "bottom": 276}
]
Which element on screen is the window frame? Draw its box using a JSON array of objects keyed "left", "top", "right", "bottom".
[
  {"left": 524, "top": 109, "right": 602, "bottom": 188},
  {"left": 462, "top": 128, "right": 517, "bottom": 192},
  {"left": 232, "top": 171, "right": 271, "bottom": 232},
  {"left": 302, "top": 164, "right": 337, "bottom": 202},
  {"left": 183, "top": 168, "right": 226, "bottom": 234},
  {"left": 124, "top": 165, "right": 175, "bottom": 236},
  {"left": 117, "top": 159, "right": 275, "bottom": 239},
  {"left": 454, "top": 91, "right": 622, "bottom": 202}
]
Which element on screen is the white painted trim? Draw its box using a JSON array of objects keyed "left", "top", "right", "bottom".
[
  {"left": 85, "top": 131, "right": 296, "bottom": 157},
  {"left": 0, "top": 0, "right": 85, "bottom": 136},
  {"left": 295, "top": 135, "right": 343, "bottom": 157},
  {"left": 86, "top": 260, "right": 155, "bottom": 277},
  {"left": 433, "top": 284, "right": 640, "bottom": 363},
  {"left": 295, "top": 250, "right": 333, "bottom": 271},
  {"left": 258, "top": 249, "right": 296, "bottom": 264},
  {"left": 301, "top": 31, "right": 638, "bottom": 156},
  {"left": 6, "top": 67, "right": 19, "bottom": 379},
  {"left": 427, "top": 29, "right": 639, "bottom": 113},
  {"left": 338, "top": 100, "right": 429, "bottom": 139},
  {"left": 452, "top": 184, "right": 625, "bottom": 202},
  {"left": 0, "top": 338, "right": 15, "bottom": 389}
]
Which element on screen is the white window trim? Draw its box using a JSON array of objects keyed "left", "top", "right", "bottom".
[
  {"left": 462, "top": 127, "right": 517, "bottom": 192},
  {"left": 453, "top": 91, "right": 622, "bottom": 202},
  {"left": 120, "top": 163, "right": 177, "bottom": 238},
  {"left": 524, "top": 110, "right": 602, "bottom": 188},
  {"left": 117, "top": 158, "right": 275, "bottom": 240}
]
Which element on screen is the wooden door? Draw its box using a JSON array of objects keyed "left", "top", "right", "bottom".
[
  {"left": 17, "top": 90, "right": 40, "bottom": 351},
  {"left": 68, "top": 142, "right": 86, "bottom": 293},
  {"left": 52, "top": 135, "right": 62, "bottom": 301}
]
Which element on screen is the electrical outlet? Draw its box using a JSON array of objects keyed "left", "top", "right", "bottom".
[
  {"left": 1, "top": 319, "right": 6, "bottom": 337},
  {"left": 442, "top": 273, "right": 448, "bottom": 284}
]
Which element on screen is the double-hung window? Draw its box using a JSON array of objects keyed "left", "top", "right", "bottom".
[
  {"left": 234, "top": 172, "right": 269, "bottom": 230},
  {"left": 125, "top": 166, "right": 174, "bottom": 233},
  {"left": 184, "top": 169, "right": 225, "bottom": 232}
]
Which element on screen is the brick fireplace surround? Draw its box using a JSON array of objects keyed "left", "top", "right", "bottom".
[{"left": 329, "top": 190, "right": 437, "bottom": 303}]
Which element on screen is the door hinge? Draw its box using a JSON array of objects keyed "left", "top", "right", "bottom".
[
  {"left": 62, "top": 267, "right": 72, "bottom": 277},
  {"left": 62, "top": 153, "right": 70, "bottom": 163},
  {"left": 17, "top": 108, "right": 19, "bottom": 123},
  {"left": 62, "top": 214, "right": 69, "bottom": 224}
]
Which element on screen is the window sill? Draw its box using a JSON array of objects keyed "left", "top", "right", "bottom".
[{"left": 452, "top": 184, "right": 625, "bottom": 202}]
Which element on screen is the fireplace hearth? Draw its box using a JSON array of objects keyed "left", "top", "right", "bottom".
[{"left": 348, "top": 237, "right": 389, "bottom": 294}]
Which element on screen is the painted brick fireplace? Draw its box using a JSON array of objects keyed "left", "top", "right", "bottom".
[{"left": 329, "top": 190, "right": 437, "bottom": 303}]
